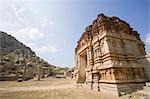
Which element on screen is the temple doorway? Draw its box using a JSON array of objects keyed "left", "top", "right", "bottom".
[{"left": 78, "top": 51, "right": 87, "bottom": 83}]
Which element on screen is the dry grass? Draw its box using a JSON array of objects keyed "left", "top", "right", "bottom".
[
  {"left": 0, "top": 77, "right": 73, "bottom": 88},
  {"left": 0, "top": 77, "right": 141, "bottom": 99},
  {"left": 0, "top": 88, "right": 123, "bottom": 99}
]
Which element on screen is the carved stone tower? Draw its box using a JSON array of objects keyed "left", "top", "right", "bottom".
[{"left": 74, "top": 14, "right": 146, "bottom": 96}]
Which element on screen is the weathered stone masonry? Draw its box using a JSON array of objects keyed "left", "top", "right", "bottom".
[{"left": 74, "top": 14, "right": 147, "bottom": 96}]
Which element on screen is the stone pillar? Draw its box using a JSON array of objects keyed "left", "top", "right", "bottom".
[
  {"left": 37, "top": 65, "right": 42, "bottom": 81},
  {"left": 86, "top": 48, "right": 90, "bottom": 68}
]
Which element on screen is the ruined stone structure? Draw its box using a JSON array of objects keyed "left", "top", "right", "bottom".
[
  {"left": 64, "top": 69, "right": 74, "bottom": 78},
  {"left": 74, "top": 14, "right": 147, "bottom": 96},
  {"left": 139, "top": 55, "right": 150, "bottom": 82}
]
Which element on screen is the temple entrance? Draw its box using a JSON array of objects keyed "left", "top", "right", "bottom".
[{"left": 78, "top": 51, "right": 87, "bottom": 83}]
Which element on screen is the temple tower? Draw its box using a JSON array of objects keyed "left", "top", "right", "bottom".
[{"left": 74, "top": 14, "right": 147, "bottom": 96}]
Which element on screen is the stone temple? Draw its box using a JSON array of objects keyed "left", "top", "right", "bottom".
[{"left": 73, "top": 14, "right": 148, "bottom": 96}]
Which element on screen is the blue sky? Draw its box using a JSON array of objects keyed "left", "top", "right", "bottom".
[{"left": 0, "top": 0, "right": 149, "bottom": 67}]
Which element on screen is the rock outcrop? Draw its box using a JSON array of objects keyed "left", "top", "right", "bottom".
[
  {"left": 0, "top": 31, "right": 70, "bottom": 81},
  {"left": 0, "top": 31, "right": 35, "bottom": 56},
  {"left": 0, "top": 31, "right": 52, "bottom": 81}
]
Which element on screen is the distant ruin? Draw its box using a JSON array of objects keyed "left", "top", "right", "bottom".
[{"left": 73, "top": 14, "right": 149, "bottom": 96}]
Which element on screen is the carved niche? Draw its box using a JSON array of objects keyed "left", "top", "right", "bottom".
[{"left": 100, "top": 39, "right": 105, "bottom": 55}]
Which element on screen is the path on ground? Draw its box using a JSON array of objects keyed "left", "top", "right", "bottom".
[
  {"left": 0, "top": 78, "right": 139, "bottom": 99},
  {"left": 0, "top": 84, "right": 76, "bottom": 93}
]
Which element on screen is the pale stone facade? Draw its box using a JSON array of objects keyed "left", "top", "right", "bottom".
[
  {"left": 139, "top": 55, "right": 150, "bottom": 82},
  {"left": 74, "top": 14, "right": 147, "bottom": 96}
]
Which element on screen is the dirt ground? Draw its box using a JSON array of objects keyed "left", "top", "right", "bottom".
[{"left": 0, "top": 77, "right": 142, "bottom": 99}]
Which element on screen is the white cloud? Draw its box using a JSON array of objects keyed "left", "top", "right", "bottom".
[
  {"left": 41, "top": 17, "right": 53, "bottom": 28},
  {"left": 12, "top": 5, "right": 25, "bottom": 14},
  {"left": 10, "top": 27, "right": 44, "bottom": 42},
  {"left": 13, "top": 6, "right": 26, "bottom": 26},
  {"left": 18, "top": 8, "right": 25, "bottom": 14},
  {"left": 19, "top": 27, "right": 44, "bottom": 39},
  {"left": 0, "top": 3, "right": 45, "bottom": 42},
  {"left": 145, "top": 33, "right": 150, "bottom": 45},
  {"left": 12, "top": 27, "right": 44, "bottom": 40},
  {"left": 43, "top": 18, "right": 48, "bottom": 23},
  {"left": 41, "top": 17, "right": 48, "bottom": 27},
  {"left": 0, "top": 3, "right": 26, "bottom": 29},
  {"left": 49, "top": 21, "right": 53, "bottom": 25},
  {"left": 26, "top": 43, "right": 57, "bottom": 54},
  {"left": 36, "top": 45, "right": 57, "bottom": 53}
]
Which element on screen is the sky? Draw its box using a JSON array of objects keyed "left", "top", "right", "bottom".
[{"left": 0, "top": 0, "right": 149, "bottom": 67}]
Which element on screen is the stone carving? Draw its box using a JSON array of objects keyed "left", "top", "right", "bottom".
[{"left": 73, "top": 13, "right": 147, "bottom": 96}]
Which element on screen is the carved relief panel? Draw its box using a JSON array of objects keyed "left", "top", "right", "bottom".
[
  {"left": 100, "top": 38, "right": 110, "bottom": 55},
  {"left": 115, "top": 39, "right": 124, "bottom": 55},
  {"left": 123, "top": 40, "right": 132, "bottom": 55},
  {"left": 100, "top": 40, "right": 105, "bottom": 55},
  {"left": 107, "top": 38, "right": 116, "bottom": 53}
]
